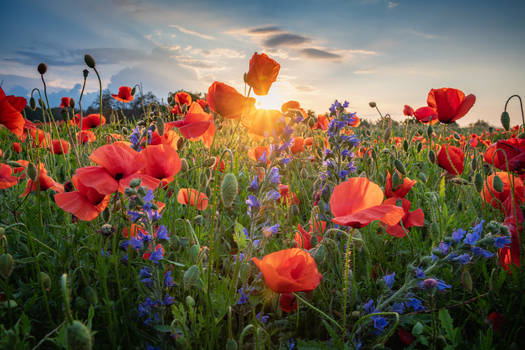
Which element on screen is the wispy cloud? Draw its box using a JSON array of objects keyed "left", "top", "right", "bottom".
[
  {"left": 170, "top": 24, "right": 214, "bottom": 40},
  {"left": 263, "top": 33, "right": 310, "bottom": 47},
  {"left": 300, "top": 48, "right": 342, "bottom": 60},
  {"left": 354, "top": 69, "right": 376, "bottom": 75},
  {"left": 405, "top": 29, "right": 445, "bottom": 40},
  {"left": 387, "top": 1, "right": 399, "bottom": 9}
]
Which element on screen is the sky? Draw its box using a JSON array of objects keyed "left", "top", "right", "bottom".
[{"left": 1, "top": 0, "right": 525, "bottom": 126}]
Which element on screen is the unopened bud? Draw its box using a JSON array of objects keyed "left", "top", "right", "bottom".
[
  {"left": 474, "top": 173, "right": 484, "bottom": 192},
  {"left": 83, "top": 69, "right": 89, "bottom": 79},
  {"left": 30, "top": 97, "right": 36, "bottom": 111},
  {"left": 493, "top": 175, "right": 504, "bottom": 192},
  {"left": 0, "top": 253, "right": 14, "bottom": 279},
  {"left": 37, "top": 63, "right": 47, "bottom": 75},
  {"left": 67, "top": 320, "right": 93, "bottom": 350},
  {"left": 129, "top": 178, "right": 142, "bottom": 188},
  {"left": 27, "top": 162, "right": 38, "bottom": 181},
  {"left": 220, "top": 173, "right": 238, "bottom": 208},
  {"left": 180, "top": 158, "right": 188, "bottom": 173},
  {"left": 84, "top": 54, "right": 96, "bottom": 68},
  {"left": 501, "top": 111, "right": 510, "bottom": 131},
  {"left": 369, "top": 101, "right": 377, "bottom": 108}
]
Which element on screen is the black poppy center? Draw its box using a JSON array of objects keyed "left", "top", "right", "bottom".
[{"left": 115, "top": 173, "right": 124, "bottom": 180}]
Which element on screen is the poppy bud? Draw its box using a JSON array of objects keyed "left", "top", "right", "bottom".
[
  {"left": 0, "top": 253, "right": 14, "bottom": 279},
  {"left": 203, "top": 157, "right": 216, "bottom": 168},
  {"left": 30, "top": 97, "right": 36, "bottom": 110},
  {"left": 308, "top": 118, "right": 315, "bottom": 128},
  {"left": 124, "top": 188, "right": 137, "bottom": 197},
  {"left": 99, "top": 224, "right": 114, "bottom": 236},
  {"left": 422, "top": 278, "right": 438, "bottom": 289},
  {"left": 427, "top": 125, "right": 433, "bottom": 137},
  {"left": 403, "top": 140, "right": 409, "bottom": 152},
  {"left": 67, "top": 320, "right": 93, "bottom": 350},
  {"left": 131, "top": 87, "right": 136, "bottom": 96},
  {"left": 428, "top": 150, "right": 436, "bottom": 163},
  {"left": 186, "top": 295, "right": 195, "bottom": 308},
  {"left": 0, "top": 226, "right": 5, "bottom": 236},
  {"left": 473, "top": 173, "right": 483, "bottom": 193},
  {"left": 493, "top": 175, "right": 504, "bottom": 192},
  {"left": 417, "top": 142, "right": 423, "bottom": 153},
  {"left": 84, "top": 54, "right": 96, "bottom": 68},
  {"left": 128, "top": 178, "right": 141, "bottom": 188},
  {"left": 121, "top": 127, "right": 129, "bottom": 135},
  {"left": 453, "top": 133, "right": 461, "bottom": 140},
  {"left": 488, "top": 126, "right": 494, "bottom": 133},
  {"left": 501, "top": 111, "right": 510, "bottom": 131},
  {"left": 137, "top": 186, "right": 147, "bottom": 197},
  {"left": 394, "top": 159, "right": 406, "bottom": 175},
  {"left": 177, "top": 137, "right": 185, "bottom": 150},
  {"left": 156, "top": 116, "right": 164, "bottom": 136},
  {"left": 392, "top": 171, "right": 403, "bottom": 189},
  {"left": 221, "top": 173, "right": 238, "bottom": 208},
  {"left": 180, "top": 159, "right": 189, "bottom": 173},
  {"left": 83, "top": 69, "right": 89, "bottom": 78},
  {"left": 37, "top": 62, "right": 47, "bottom": 75},
  {"left": 183, "top": 265, "right": 202, "bottom": 290},
  {"left": 461, "top": 269, "right": 473, "bottom": 292},
  {"left": 369, "top": 101, "right": 377, "bottom": 108},
  {"left": 471, "top": 158, "right": 477, "bottom": 171},
  {"left": 40, "top": 271, "right": 51, "bottom": 291},
  {"left": 418, "top": 172, "right": 427, "bottom": 183},
  {"left": 291, "top": 204, "right": 300, "bottom": 217},
  {"left": 194, "top": 215, "right": 203, "bottom": 226},
  {"left": 84, "top": 286, "right": 98, "bottom": 305},
  {"left": 27, "top": 162, "right": 37, "bottom": 181},
  {"left": 70, "top": 98, "right": 76, "bottom": 109}
]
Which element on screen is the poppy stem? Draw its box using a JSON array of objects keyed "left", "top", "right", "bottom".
[
  {"left": 342, "top": 228, "right": 354, "bottom": 338},
  {"left": 292, "top": 292, "right": 345, "bottom": 333},
  {"left": 93, "top": 67, "right": 103, "bottom": 129},
  {"left": 504, "top": 94, "right": 524, "bottom": 132}
]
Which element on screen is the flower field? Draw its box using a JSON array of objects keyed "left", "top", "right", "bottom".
[{"left": 0, "top": 52, "right": 524, "bottom": 350}]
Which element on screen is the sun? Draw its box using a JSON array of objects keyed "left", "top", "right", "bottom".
[{"left": 255, "top": 92, "right": 284, "bottom": 111}]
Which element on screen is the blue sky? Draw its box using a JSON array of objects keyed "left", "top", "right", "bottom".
[{"left": 1, "top": 0, "right": 524, "bottom": 125}]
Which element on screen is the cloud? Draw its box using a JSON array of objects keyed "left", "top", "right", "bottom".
[
  {"left": 263, "top": 33, "right": 310, "bottom": 47},
  {"left": 354, "top": 69, "right": 376, "bottom": 75},
  {"left": 300, "top": 48, "right": 342, "bottom": 60},
  {"left": 249, "top": 26, "right": 281, "bottom": 34},
  {"left": 405, "top": 29, "right": 445, "bottom": 40},
  {"left": 387, "top": 1, "right": 399, "bottom": 8},
  {"left": 169, "top": 24, "right": 214, "bottom": 40}
]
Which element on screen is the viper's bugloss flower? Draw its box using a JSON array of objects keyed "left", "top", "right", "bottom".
[
  {"left": 471, "top": 246, "right": 495, "bottom": 258},
  {"left": 494, "top": 236, "right": 511, "bottom": 249},
  {"left": 452, "top": 228, "right": 466, "bottom": 243},
  {"left": 237, "top": 286, "right": 248, "bottom": 305},
  {"left": 405, "top": 297, "right": 424, "bottom": 311},
  {"left": 391, "top": 302, "right": 405, "bottom": 314},
  {"left": 372, "top": 316, "right": 389, "bottom": 335},
  {"left": 164, "top": 270, "right": 174, "bottom": 287},
  {"left": 382, "top": 272, "right": 396, "bottom": 289}
]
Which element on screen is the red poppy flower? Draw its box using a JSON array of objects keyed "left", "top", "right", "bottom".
[
  {"left": 384, "top": 171, "right": 417, "bottom": 198},
  {"left": 403, "top": 105, "right": 414, "bottom": 117},
  {"left": 206, "top": 82, "right": 255, "bottom": 119},
  {"left": 484, "top": 138, "right": 525, "bottom": 174},
  {"left": 76, "top": 130, "right": 96, "bottom": 144},
  {"left": 54, "top": 174, "right": 111, "bottom": 221},
  {"left": 481, "top": 172, "right": 525, "bottom": 210},
  {"left": 281, "top": 100, "right": 307, "bottom": 119},
  {"left": 294, "top": 221, "right": 325, "bottom": 250},
  {"left": 111, "top": 86, "right": 134, "bottom": 103},
  {"left": 0, "top": 163, "right": 18, "bottom": 189},
  {"left": 167, "top": 102, "right": 213, "bottom": 140},
  {"left": 427, "top": 88, "right": 476, "bottom": 124},
  {"left": 149, "top": 130, "right": 180, "bottom": 150},
  {"left": 243, "top": 108, "right": 286, "bottom": 139},
  {"left": 50, "top": 139, "right": 70, "bottom": 154},
  {"left": 140, "top": 144, "right": 181, "bottom": 186},
  {"left": 398, "top": 327, "right": 415, "bottom": 345},
  {"left": 142, "top": 243, "right": 165, "bottom": 261},
  {"left": 196, "top": 99, "right": 208, "bottom": 110},
  {"left": 174, "top": 91, "right": 192, "bottom": 106},
  {"left": 313, "top": 114, "right": 330, "bottom": 130},
  {"left": 279, "top": 293, "right": 297, "bottom": 313},
  {"left": 28, "top": 128, "right": 51, "bottom": 148},
  {"left": 245, "top": 52, "right": 280, "bottom": 96},
  {"left": 330, "top": 177, "right": 404, "bottom": 228},
  {"left": 437, "top": 144, "right": 464, "bottom": 175},
  {"left": 487, "top": 312, "right": 504, "bottom": 332},
  {"left": 414, "top": 106, "right": 438, "bottom": 125},
  {"left": 0, "top": 88, "right": 25, "bottom": 137},
  {"left": 177, "top": 188, "right": 209, "bottom": 210},
  {"left": 469, "top": 134, "right": 478, "bottom": 148},
  {"left": 21, "top": 166, "right": 64, "bottom": 196},
  {"left": 382, "top": 197, "right": 424, "bottom": 238},
  {"left": 74, "top": 114, "right": 106, "bottom": 129},
  {"left": 252, "top": 248, "right": 321, "bottom": 293},
  {"left": 279, "top": 184, "right": 300, "bottom": 205},
  {"left": 76, "top": 142, "right": 147, "bottom": 194},
  {"left": 212, "top": 158, "right": 225, "bottom": 172},
  {"left": 348, "top": 115, "right": 360, "bottom": 127},
  {"left": 60, "top": 97, "right": 71, "bottom": 108},
  {"left": 290, "top": 137, "right": 305, "bottom": 154},
  {"left": 13, "top": 142, "right": 22, "bottom": 153},
  {"left": 248, "top": 145, "right": 271, "bottom": 163}
]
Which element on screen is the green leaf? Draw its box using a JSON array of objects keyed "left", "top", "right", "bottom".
[
  {"left": 439, "top": 309, "right": 454, "bottom": 339},
  {"left": 412, "top": 322, "right": 424, "bottom": 336},
  {"left": 233, "top": 221, "right": 247, "bottom": 250},
  {"left": 183, "top": 265, "right": 202, "bottom": 290},
  {"left": 439, "top": 176, "right": 446, "bottom": 201}
]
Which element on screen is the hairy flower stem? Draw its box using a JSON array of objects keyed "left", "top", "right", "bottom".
[{"left": 342, "top": 228, "right": 354, "bottom": 337}]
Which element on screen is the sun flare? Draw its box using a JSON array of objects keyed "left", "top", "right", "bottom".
[{"left": 255, "top": 92, "right": 284, "bottom": 111}]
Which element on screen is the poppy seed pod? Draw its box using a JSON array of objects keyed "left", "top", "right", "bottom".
[
  {"left": 67, "top": 320, "right": 93, "bottom": 350},
  {"left": 40, "top": 271, "right": 51, "bottom": 291},
  {"left": 500, "top": 111, "right": 510, "bottom": 131},
  {"left": 84, "top": 54, "right": 96, "bottom": 68},
  {"left": 0, "top": 253, "right": 14, "bottom": 279},
  {"left": 417, "top": 142, "right": 423, "bottom": 153},
  {"left": 428, "top": 150, "right": 436, "bottom": 163},
  {"left": 427, "top": 125, "right": 433, "bottom": 138},
  {"left": 30, "top": 97, "right": 36, "bottom": 110},
  {"left": 369, "top": 101, "right": 377, "bottom": 108},
  {"left": 308, "top": 118, "right": 315, "bottom": 128},
  {"left": 474, "top": 173, "right": 484, "bottom": 192},
  {"left": 180, "top": 159, "right": 189, "bottom": 173},
  {"left": 220, "top": 173, "right": 238, "bottom": 208},
  {"left": 394, "top": 159, "right": 406, "bottom": 175},
  {"left": 37, "top": 63, "right": 47, "bottom": 75},
  {"left": 492, "top": 175, "right": 504, "bottom": 192}
]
